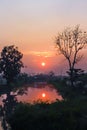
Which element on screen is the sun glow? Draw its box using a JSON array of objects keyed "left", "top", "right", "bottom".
[
  {"left": 41, "top": 62, "right": 46, "bottom": 67},
  {"left": 42, "top": 93, "right": 46, "bottom": 98}
]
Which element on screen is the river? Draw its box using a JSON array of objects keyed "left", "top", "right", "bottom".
[
  {"left": 0, "top": 82, "right": 62, "bottom": 104},
  {"left": 16, "top": 82, "right": 62, "bottom": 103},
  {"left": 0, "top": 82, "right": 62, "bottom": 130}
]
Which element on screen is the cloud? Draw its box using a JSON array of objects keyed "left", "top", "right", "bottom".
[{"left": 23, "top": 51, "right": 55, "bottom": 58}]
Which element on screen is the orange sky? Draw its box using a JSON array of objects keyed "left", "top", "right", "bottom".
[{"left": 0, "top": 0, "right": 87, "bottom": 74}]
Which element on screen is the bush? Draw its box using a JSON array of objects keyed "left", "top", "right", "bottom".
[{"left": 9, "top": 100, "right": 87, "bottom": 130}]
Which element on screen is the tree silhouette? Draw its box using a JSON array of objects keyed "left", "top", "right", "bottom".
[
  {"left": 0, "top": 45, "right": 23, "bottom": 130},
  {"left": 0, "top": 45, "right": 23, "bottom": 85},
  {"left": 56, "top": 25, "right": 87, "bottom": 87}
]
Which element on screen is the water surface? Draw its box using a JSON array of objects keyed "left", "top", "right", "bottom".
[
  {"left": 0, "top": 82, "right": 62, "bottom": 130},
  {"left": 16, "top": 82, "right": 62, "bottom": 104},
  {"left": 0, "top": 82, "right": 62, "bottom": 104}
]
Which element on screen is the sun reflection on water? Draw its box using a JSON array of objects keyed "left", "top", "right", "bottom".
[{"left": 16, "top": 83, "right": 63, "bottom": 104}]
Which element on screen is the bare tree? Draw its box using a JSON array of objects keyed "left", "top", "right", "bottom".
[{"left": 56, "top": 25, "right": 87, "bottom": 87}]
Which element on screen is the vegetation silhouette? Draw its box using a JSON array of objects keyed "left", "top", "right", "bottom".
[
  {"left": 9, "top": 100, "right": 87, "bottom": 130},
  {"left": 56, "top": 25, "right": 87, "bottom": 87},
  {"left": 0, "top": 45, "right": 23, "bottom": 85},
  {"left": 0, "top": 45, "right": 23, "bottom": 130}
]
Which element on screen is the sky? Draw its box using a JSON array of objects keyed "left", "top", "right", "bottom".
[{"left": 0, "top": 0, "right": 87, "bottom": 74}]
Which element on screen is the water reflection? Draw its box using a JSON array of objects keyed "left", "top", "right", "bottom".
[
  {"left": 16, "top": 83, "right": 62, "bottom": 104},
  {"left": 0, "top": 82, "right": 62, "bottom": 105}
]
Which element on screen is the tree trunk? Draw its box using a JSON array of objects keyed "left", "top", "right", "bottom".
[{"left": 69, "top": 68, "right": 74, "bottom": 87}]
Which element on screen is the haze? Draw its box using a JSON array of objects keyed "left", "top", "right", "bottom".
[{"left": 0, "top": 0, "right": 87, "bottom": 74}]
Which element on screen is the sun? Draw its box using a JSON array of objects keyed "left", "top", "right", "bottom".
[
  {"left": 42, "top": 93, "right": 46, "bottom": 98},
  {"left": 41, "top": 62, "right": 46, "bottom": 67}
]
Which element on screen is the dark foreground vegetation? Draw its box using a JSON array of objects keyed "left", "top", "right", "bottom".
[
  {"left": 9, "top": 98, "right": 87, "bottom": 130},
  {"left": 4, "top": 73, "right": 87, "bottom": 130},
  {"left": 1, "top": 72, "right": 87, "bottom": 130}
]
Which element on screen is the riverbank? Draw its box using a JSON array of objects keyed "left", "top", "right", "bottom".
[
  {"left": 1, "top": 79, "right": 87, "bottom": 130},
  {"left": 49, "top": 79, "right": 87, "bottom": 101}
]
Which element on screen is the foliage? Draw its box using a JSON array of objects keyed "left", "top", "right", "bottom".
[
  {"left": 1, "top": 75, "right": 87, "bottom": 130},
  {"left": 51, "top": 78, "right": 87, "bottom": 100},
  {"left": 0, "top": 45, "right": 23, "bottom": 84},
  {"left": 0, "top": 45, "right": 23, "bottom": 130},
  {"left": 67, "top": 68, "right": 84, "bottom": 80},
  {"left": 8, "top": 78, "right": 87, "bottom": 130},
  {"left": 9, "top": 100, "right": 87, "bottom": 130}
]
